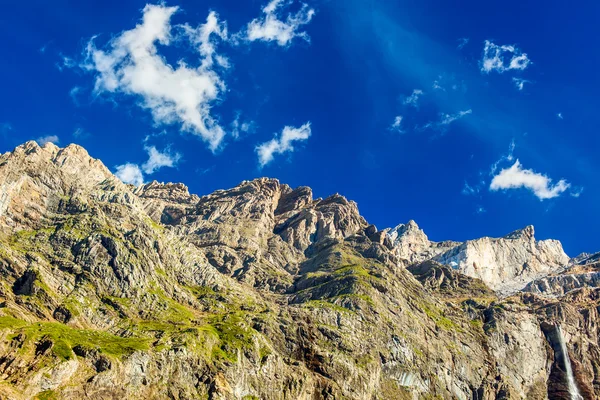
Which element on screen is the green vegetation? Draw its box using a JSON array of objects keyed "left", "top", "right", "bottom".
[
  {"left": 421, "top": 304, "right": 462, "bottom": 332},
  {"left": 208, "top": 312, "right": 255, "bottom": 363},
  {"left": 301, "top": 299, "right": 355, "bottom": 314},
  {"left": 0, "top": 316, "right": 149, "bottom": 360},
  {"left": 36, "top": 390, "right": 58, "bottom": 400}
]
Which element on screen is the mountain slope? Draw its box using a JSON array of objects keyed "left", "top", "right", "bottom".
[{"left": 0, "top": 141, "right": 598, "bottom": 400}]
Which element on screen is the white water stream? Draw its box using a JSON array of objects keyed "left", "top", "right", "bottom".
[{"left": 556, "top": 326, "right": 583, "bottom": 400}]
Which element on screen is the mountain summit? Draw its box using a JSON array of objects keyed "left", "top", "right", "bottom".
[{"left": 0, "top": 142, "right": 598, "bottom": 399}]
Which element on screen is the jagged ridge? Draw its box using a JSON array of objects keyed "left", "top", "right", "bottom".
[{"left": 0, "top": 141, "right": 598, "bottom": 400}]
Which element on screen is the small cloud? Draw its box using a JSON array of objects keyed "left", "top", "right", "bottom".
[
  {"left": 490, "top": 160, "right": 570, "bottom": 200},
  {"left": 56, "top": 54, "right": 76, "bottom": 72},
  {"left": 389, "top": 115, "right": 404, "bottom": 133},
  {"left": 457, "top": 37, "right": 469, "bottom": 50},
  {"left": 231, "top": 113, "right": 256, "bottom": 139},
  {"left": 81, "top": 5, "right": 229, "bottom": 152},
  {"left": 462, "top": 181, "right": 480, "bottom": 196},
  {"left": 36, "top": 135, "right": 60, "bottom": 146},
  {"left": 256, "top": 122, "right": 311, "bottom": 167},
  {"left": 114, "top": 145, "right": 181, "bottom": 186},
  {"left": 245, "top": 0, "right": 315, "bottom": 46},
  {"left": 481, "top": 40, "right": 531, "bottom": 74},
  {"left": 196, "top": 165, "right": 215, "bottom": 175},
  {"left": 570, "top": 187, "right": 584, "bottom": 198},
  {"left": 432, "top": 79, "right": 445, "bottom": 91},
  {"left": 115, "top": 163, "right": 144, "bottom": 186},
  {"left": 490, "top": 139, "right": 515, "bottom": 175},
  {"left": 73, "top": 127, "right": 90, "bottom": 139},
  {"left": 422, "top": 109, "right": 472, "bottom": 131},
  {"left": 403, "top": 89, "right": 423, "bottom": 108},
  {"left": 476, "top": 205, "right": 486, "bottom": 214},
  {"left": 557, "top": 113, "right": 564, "bottom": 120},
  {"left": 512, "top": 77, "right": 531, "bottom": 91},
  {"left": 141, "top": 146, "right": 182, "bottom": 174},
  {"left": 69, "top": 86, "right": 82, "bottom": 106}
]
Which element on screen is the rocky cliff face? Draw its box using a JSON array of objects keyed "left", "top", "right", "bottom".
[
  {"left": 386, "top": 221, "right": 571, "bottom": 294},
  {"left": 0, "top": 141, "right": 598, "bottom": 400}
]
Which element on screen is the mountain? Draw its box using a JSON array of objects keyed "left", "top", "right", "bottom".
[
  {"left": 0, "top": 141, "right": 598, "bottom": 399},
  {"left": 386, "top": 222, "right": 571, "bottom": 294}
]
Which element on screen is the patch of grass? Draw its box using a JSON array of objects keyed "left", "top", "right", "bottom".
[
  {"left": 302, "top": 300, "right": 355, "bottom": 314},
  {"left": 331, "top": 293, "right": 375, "bottom": 307},
  {"left": 421, "top": 304, "right": 462, "bottom": 332},
  {"left": 470, "top": 319, "right": 483, "bottom": 330},
  {"left": 208, "top": 312, "right": 255, "bottom": 363},
  {"left": 150, "top": 290, "right": 197, "bottom": 324},
  {"left": 0, "top": 316, "right": 149, "bottom": 360},
  {"left": 36, "top": 390, "right": 58, "bottom": 400}
]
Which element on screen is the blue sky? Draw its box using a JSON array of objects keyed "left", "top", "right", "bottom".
[{"left": 1, "top": 0, "right": 598, "bottom": 256}]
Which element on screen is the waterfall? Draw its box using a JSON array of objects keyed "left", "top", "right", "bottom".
[{"left": 556, "top": 326, "right": 583, "bottom": 400}]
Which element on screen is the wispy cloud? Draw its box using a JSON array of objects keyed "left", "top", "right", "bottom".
[
  {"left": 36, "top": 135, "right": 60, "bottom": 146},
  {"left": 481, "top": 40, "right": 531, "bottom": 74},
  {"left": 73, "top": 127, "right": 90, "bottom": 139},
  {"left": 432, "top": 79, "right": 445, "bottom": 91},
  {"left": 142, "top": 146, "right": 181, "bottom": 174},
  {"left": 389, "top": 115, "right": 404, "bottom": 133},
  {"left": 0, "top": 122, "right": 13, "bottom": 136},
  {"left": 490, "top": 160, "right": 570, "bottom": 200},
  {"left": 245, "top": 0, "right": 315, "bottom": 46},
  {"left": 69, "top": 86, "right": 82, "bottom": 106},
  {"left": 422, "top": 109, "right": 472, "bottom": 131},
  {"left": 462, "top": 181, "right": 480, "bottom": 196},
  {"left": 403, "top": 89, "right": 423, "bottom": 108},
  {"left": 81, "top": 5, "right": 229, "bottom": 151},
  {"left": 256, "top": 122, "right": 311, "bottom": 167},
  {"left": 557, "top": 113, "right": 564, "bottom": 120},
  {"left": 457, "top": 37, "right": 469, "bottom": 50},
  {"left": 512, "top": 77, "right": 531, "bottom": 91},
  {"left": 230, "top": 112, "right": 255, "bottom": 139},
  {"left": 490, "top": 138, "right": 515, "bottom": 175}
]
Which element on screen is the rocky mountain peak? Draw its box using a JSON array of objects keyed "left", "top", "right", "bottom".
[
  {"left": 0, "top": 141, "right": 599, "bottom": 399},
  {"left": 503, "top": 225, "right": 535, "bottom": 241}
]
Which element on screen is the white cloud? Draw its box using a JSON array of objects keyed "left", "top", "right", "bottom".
[
  {"left": 114, "top": 145, "right": 181, "bottom": 186},
  {"left": 462, "top": 181, "right": 479, "bottom": 196},
  {"left": 512, "top": 77, "right": 530, "bottom": 91},
  {"left": 423, "top": 109, "right": 472, "bottom": 131},
  {"left": 432, "top": 79, "right": 445, "bottom": 91},
  {"left": 115, "top": 163, "right": 144, "bottom": 186},
  {"left": 571, "top": 187, "right": 583, "bottom": 198},
  {"left": 142, "top": 145, "right": 181, "bottom": 174},
  {"left": 389, "top": 115, "right": 403, "bottom": 133},
  {"left": 476, "top": 205, "right": 486, "bottom": 214},
  {"left": 457, "top": 38, "right": 469, "bottom": 50},
  {"left": 69, "top": 86, "right": 82, "bottom": 105},
  {"left": 557, "top": 113, "right": 564, "bottom": 120},
  {"left": 403, "top": 89, "right": 423, "bottom": 107},
  {"left": 490, "top": 160, "right": 570, "bottom": 200},
  {"left": 490, "top": 139, "right": 515, "bottom": 175},
  {"left": 36, "top": 135, "right": 60, "bottom": 146},
  {"left": 246, "top": 0, "right": 315, "bottom": 46},
  {"left": 481, "top": 40, "right": 531, "bottom": 74},
  {"left": 82, "top": 5, "right": 228, "bottom": 151},
  {"left": 440, "top": 109, "right": 472, "bottom": 125},
  {"left": 231, "top": 112, "right": 255, "bottom": 139},
  {"left": 256, "top": 122, "right": 311, "bottom": 167}
]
